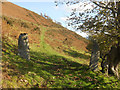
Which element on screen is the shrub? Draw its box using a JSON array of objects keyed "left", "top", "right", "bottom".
[
  {"left": 7, "top": 20, "right": 13, "bottom": 26},
  {"left": 3, "top": 16, "right": 13, "bottom": 26},
  {"left": 33, "top": 27, "right": 40, "bottom": 31},
  {"left": 21, "top": 22, "right": 29, "bottom": 28}
]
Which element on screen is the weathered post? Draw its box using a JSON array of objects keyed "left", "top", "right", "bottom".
[
  {"left": 18, "top": 33, "right": 30, "bottom": 60},
  {"left": 89, "top": 40, "right": 100, "bottom": 71}
]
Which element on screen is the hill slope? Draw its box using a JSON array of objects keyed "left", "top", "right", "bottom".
[
  {"left": 2, "top": 2, "right": 88, "bottom": 52},
  {"left": 2, "top": 2, "right": 120, "bottom": 88}
]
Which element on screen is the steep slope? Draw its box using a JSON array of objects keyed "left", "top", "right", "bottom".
[
  {"left": 2, "top": 2, "right": 120, "bottom": 88},
  {"left": 2, "top": 2, "right": 88, "bottom": 52},
  {"left": 2, "top": 2, "right": 55, "bottom": 26}
]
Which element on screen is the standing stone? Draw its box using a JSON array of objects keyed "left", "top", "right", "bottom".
[
  {"left": 89, "top": 40, "right": 100, "bottom": 71},
  {"left": 18, "top": 33, "right": 30, "bottom": 60}
]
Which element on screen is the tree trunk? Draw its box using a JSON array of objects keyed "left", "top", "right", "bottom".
[
  {"left": 118, "top": 1, "right": 120, "bottom": 24},
  {"left": 89, "top": 40, "right": 100, "bottom": 71},
  {"left": 118, "top": 1, "right": 120, "bottom": 35}
]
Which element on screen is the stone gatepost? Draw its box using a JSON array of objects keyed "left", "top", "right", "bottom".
[
  {"left": 18, "top": 33, "right": 30, "bottom": 60},
  {"left": 89, "top": 40, "right": 100, "bottom": 71}
]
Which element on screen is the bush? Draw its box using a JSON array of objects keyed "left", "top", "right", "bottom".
[
  {"left": 21, "top": 22, "right": 29, "bottom": 28},
  {"left": 7, "top": 20, "right": 13, "bottom": 26},
  {"left": 33, "top": 27, "right": 40, "bottom": 31},
  {"left": 3, "top": 16, "right": 13, "bottom": 26}
]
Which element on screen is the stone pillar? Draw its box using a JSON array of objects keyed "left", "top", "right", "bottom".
[
  {"left": 18, "top": 33, "right": 30, "bottom": 60},
  {"left": 89, "top": 40, "right": 100, "bottom": 71}
]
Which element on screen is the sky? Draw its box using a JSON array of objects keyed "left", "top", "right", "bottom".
[{"left": 7, "top": 0, "right": 88, "bottom": 37}]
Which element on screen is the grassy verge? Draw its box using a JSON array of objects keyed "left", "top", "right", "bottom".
[{"left": 2, "top": 28, "right": 120, "bottom": 88}]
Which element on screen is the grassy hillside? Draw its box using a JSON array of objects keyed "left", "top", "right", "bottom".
[
  {"left": 2, "top": 2, "right": 120, "bottom": 88},
  {"left": 2, "top": 26, "right": 120, "bottom": 88},
  {"left": 2, "top": 2, "right": 88, "bottom": 52}
]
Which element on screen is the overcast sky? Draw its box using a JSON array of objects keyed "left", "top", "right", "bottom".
[{"left": 7, "top": 0, "right": 88, "bottom": 37}]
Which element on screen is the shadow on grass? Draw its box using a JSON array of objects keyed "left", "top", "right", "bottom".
[
  {"left": 29, "top": 51, "right": 89, "bottom": 77},
  {"left": 2, "top": 42, "right": 118, "bottom": 88},
  {"left": 63, "top": 50, "right": 90, "bottom": 59}
]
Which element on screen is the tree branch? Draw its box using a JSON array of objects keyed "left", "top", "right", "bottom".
[{"left": 92, "top": 1, "right": 117, "bottom": 14}]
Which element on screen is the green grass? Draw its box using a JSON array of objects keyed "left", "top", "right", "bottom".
[{"left": 2, "top": 27, "right": 120, "bottom": 88}]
